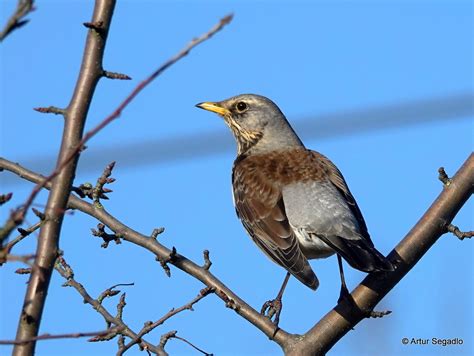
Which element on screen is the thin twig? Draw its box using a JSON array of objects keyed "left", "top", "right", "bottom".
[
  {"left": 0, "top": 329, "right": 115, "bottom": 345},
  {"left": 446, "top": 224, "right": 473, "bottom": 240},
  {"left": 103, "top": 71, "right": 131, "bottom": 80},
  {"left": 97, "top": 283, "right": 134, "bottom": 304},
  {"left": 0, "top": 0, "right": 34, "bottom": 42},
  {"left": 91, "top": 223, "right": 121, "bottom": 248},
  {"left": 173, "top": 334, "right": 213, "bottom": 356},
  {"left": 202, "top": 250, "right": 212, "bottom": 270},
  {"left": 151, "top": 227, "right": 165, "bottom": 240},
  {"left": 0, "top": 220, "right": 42, "bottom": 265},
  {"left": 12, "top": 13, "right": 233, "bottom": 225},
  {"left": 92, "top": 161, "right": 116, "bottom": 207},
  {"left": 0, "top": 157, "right": 301, "bottom": 347},
  {"left": 158, "top": 330, "right": 177, "bottom": 352},
  {"left": 0, "top": 193, "right": 13, "bottom": 205},
  {"left": 33, "top": 106, "right": 66, "bottom": 115},
  {"left": 0, "top": 209, "right": 24, "bottom": 247},
  {"left": 5, "top": 254, "right": 36, "bottom": 265},
  {"left": 7, "top": 155, "right": 471, "bottom": 354},
  {"left": 55, "top": 255, "right": 162, "bottom": 353},
  {"left": 438, "top": 167, "right": 451, "bottom": 186},
  {"left": 12, "top": 2, "right": 117, "bottom": 354},
  {"left": 118, "top": 287, "right": 214, "bottom": 354}
]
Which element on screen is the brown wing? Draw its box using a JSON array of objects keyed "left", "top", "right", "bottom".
[{"left": 232, "top": 157, "right": 318, "bottom": 290}]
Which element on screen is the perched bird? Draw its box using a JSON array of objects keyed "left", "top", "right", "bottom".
[{"left": 196, "top": 94, "right": 393, "bottom": 319}]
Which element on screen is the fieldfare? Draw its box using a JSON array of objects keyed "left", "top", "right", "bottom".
[{"left": 196, "top": 94, "right": 393, "bottom": 324}]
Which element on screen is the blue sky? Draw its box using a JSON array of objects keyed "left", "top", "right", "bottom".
[{"left": 1, "top": 1, "right": 473, "bottom": 355}]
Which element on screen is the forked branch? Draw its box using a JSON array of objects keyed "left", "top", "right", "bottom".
[{"left": 1, "top": 154, "right": 471, "bottom": 355}]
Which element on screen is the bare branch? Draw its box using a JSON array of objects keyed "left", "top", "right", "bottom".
[
  {"left": 3, "top": 154, "right": 471, "bottom": 355},
  {"left": 0, "top": 209, "right": 25, "bottom": 249},
  {"left": 0, "top": 157, "right": 294, "bottom": 347},
  {"left": 151, "top": 227, "right": 165, "bottom": 240},
  {"left": 55, "top": 255, "right": 162, "bottom": 353},
  {"left": 286, "top": 153, "right": 474, "bottom": 355},
  {"left": 446, "top": 224, "right": 473, "bottom": 240},
  {"left": 102, "top": 70, "right": 131, "bottom": 80},
  {"left": 0, "top": 193, "right": 13, "bottom": 205},
  {"left": 5, "top": 254, "right": 36, "bottom": 265},
  {"left": 0, "top": 219, "right": 42, "bottom": 265},
  {"left": 97, "top": 283, "right": 134, "bottom": 304},
  {"left": 8, "top": 12, "right": 233, "bottom": 235},
  {"left": 116, "top": 293, "right": 127, "bottom": 320},
  {"left": 158, "top": 330, "right": 177, "bottom": 355},
  {"left": 156, "top": 330, "right": 212, "bottom": 355},
  {"left": 0, "top": 0, "right": 34, "bottom": 42},
  {"left": 33, "top": 106, "right": 66, "bottom": 115},
  {"left": 0, "top": 329, "right": 116, "bottom": 345},
  {"left": 12, "top": 1, "right": 117, "bottom": 353},
  {"left": 91, "top": 223, "right": 121, "bottom": 248},
  {"left": 15, "top": 268, "right": 32, "bottom": 275},
  {"left": 118, "top": 286, "right": 214, "bottom": 355},
  {"left": 172, "top": 334, "right": 213, "bottom": 356}
]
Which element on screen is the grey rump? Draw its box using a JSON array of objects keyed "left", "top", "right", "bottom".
[{"left": 196, "top": 94, "right": 393, "bottom": 290}]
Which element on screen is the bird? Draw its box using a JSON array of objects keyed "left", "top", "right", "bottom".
[{"left": 196, "top": 94, "right": 393, "bottom": 323}]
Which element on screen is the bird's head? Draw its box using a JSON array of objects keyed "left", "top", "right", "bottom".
[{"left": 196, "top": 94, "right": 303, "bottom": 156}]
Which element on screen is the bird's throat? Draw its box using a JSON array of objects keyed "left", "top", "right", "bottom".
[{"left": 224, "top": 116, "right": 263, "bottom": 155}]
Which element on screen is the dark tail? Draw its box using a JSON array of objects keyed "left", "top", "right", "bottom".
[{"left": 318, "top": 235, "right": 394, "bottom": 273}]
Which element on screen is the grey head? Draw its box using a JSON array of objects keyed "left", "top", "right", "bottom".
[{"left": 196, "top": 94, "right": 304, "bottom": 156}]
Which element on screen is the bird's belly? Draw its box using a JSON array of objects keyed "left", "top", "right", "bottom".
[{"left": 293, "top": 227, "right": 335, "bottom": 259}]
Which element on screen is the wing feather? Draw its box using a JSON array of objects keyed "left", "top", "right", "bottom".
[
  {"left": 232, "top": 158, "right": 318, "bottom": 290},
  {"left": 310, "top": 151, "right": 394, "bottom": 271}
]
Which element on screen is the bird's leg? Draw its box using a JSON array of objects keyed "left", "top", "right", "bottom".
[
  {"left": 261, "top": 272, "right": 291, "bottom": 335},
  {"left": 336, "top": 254, "right": 392, "bottom": 318},
  {"left": 337, "top": 254, "right": 351, "bottom": 304}
]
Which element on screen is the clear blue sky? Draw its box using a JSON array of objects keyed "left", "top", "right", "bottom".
[{"left": 1, "top": 1, "right": 473, "bottom": 355}]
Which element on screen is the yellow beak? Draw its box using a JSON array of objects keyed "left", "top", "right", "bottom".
[{"left": 195, "top": 102, "right": 230, "bottom": 116}]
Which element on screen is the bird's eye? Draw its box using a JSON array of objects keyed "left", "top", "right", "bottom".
[{"left": 235, "top": 101, "right": 248, "bottom": 112}]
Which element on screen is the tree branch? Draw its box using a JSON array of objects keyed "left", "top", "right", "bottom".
[
  {"left": 446, "top": 223, "right": 473, "bottom": 240},
  {"left": 0, "top": 218, "right": 42, "bottom": 265},
  {"left": 117, "top": 287, "right": 214, "bottom": 355},
  {"left": 0, "top": 329, "right": 115, "bottom": 345},
  {"left": 6, "top": 11, "right": 233, "bottom": 238},
  {"left": 0, "top": 0, "right": 34, "bottom": 42},
  {"left": 54, "top": 255, "right": 163, "bottom": 353},
  {"left": 2, "top": 154, "right": 471, "bottom": 354},
  {"left": 0, "top": 158, "right": 295, "bottom": 349},
  {"left": 283, "top": 154, "right": 473, "bottom": 355},
  {"left": 12, "top": 1, "right": 117, "bottom": 354}
]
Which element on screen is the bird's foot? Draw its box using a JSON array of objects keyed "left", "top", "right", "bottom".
[
  {"left": 337, "top": 284, "right": 351, "bottom": 305},
  {"left": 337, "top": 285, "right": 391, "bottom": 319},
  {"left": 261, "top": 298, "right": 282, "bottom": 338}
]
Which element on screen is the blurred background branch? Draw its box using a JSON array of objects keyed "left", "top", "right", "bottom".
[
  {"left": 2, "top": 92, "right": 472, "bottom": 187},
  {"left": 0, "top": 0, "right": 34, "bottom": 41}
]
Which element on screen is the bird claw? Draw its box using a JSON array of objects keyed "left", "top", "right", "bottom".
[
  {"left": 261, "top": 298, "right": 281, "bottom": 320},
  {"left": 337, "top": 285, "right": 391, "bottom": 319},
  {"left": 261, "top": 298, "right": 282, "bottom": 338}
]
